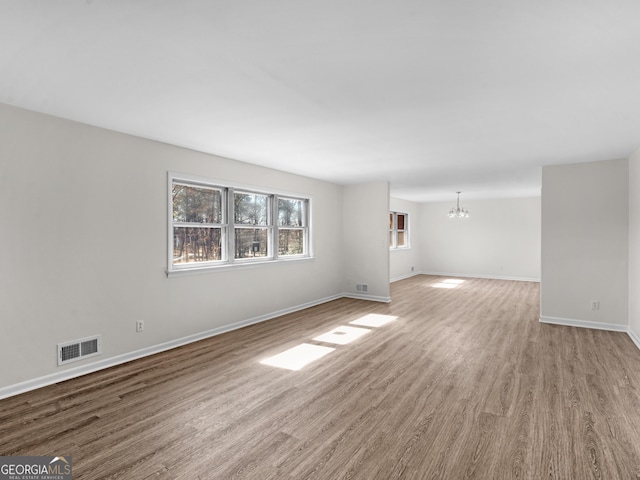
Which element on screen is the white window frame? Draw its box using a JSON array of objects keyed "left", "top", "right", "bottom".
[
  {"left": 168, "top": 172, "right": 312, "bottom": 275},
  {"left": 390, "top": 211, "right": 409, "bottom": 249},
  {"left": 277, "top": 195, "right": 309, "bottom": 257},
  {"left": 232, "top": 189, "right": 274, "bottom": 263}
]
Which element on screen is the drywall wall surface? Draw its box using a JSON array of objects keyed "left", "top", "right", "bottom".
[
  {"left": 389, "top": 197, "right": 420, "bottom": 281},
  {"left": 343, "top": 182, "right": 390, "bottom": 300},
  {"left": 541, "top": 159, "right": 628, "bottom": 326},
  {"left": 0, "top": 103, "right": 345, "bottom": 389},
  {"left": 419, "top": 196, "right": 541, "bottom": 281},
  {"left": 629, "top": 148, "right": 640, "bottom": 339}
]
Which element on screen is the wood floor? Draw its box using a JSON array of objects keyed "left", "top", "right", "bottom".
[{"left": 2, "top": 275, "right": 640, "bottom": 479}]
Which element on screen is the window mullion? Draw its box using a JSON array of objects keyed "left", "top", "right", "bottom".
[
  {"left": 391, "top": 212, "right": 397, "bottom": 249},
  {"left": 394, "top": 212, "right": 398, "bottom": 248},
  {"left": 271, "top": 195, "right": 277, "bottom": 260},
  {"left": 227, "top": 187, "right": 234, "bottom": 264},
  {"left": 302, "top": 200, "right": 307, "bottom": 256},
  {"left": 307, "top": 199, "right": 311, "bottom": 256}
]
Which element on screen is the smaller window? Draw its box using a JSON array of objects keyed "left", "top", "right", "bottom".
[
  {"left": 278, "top": 197, "right": 307, "bottom": 256},
  {"left": 172, "top": 184, "right": 225, "bottom": 265},
  {"left": 390, "top": 211, "right": 409, "bottom": 249},
  {"left": 234, "top": 191, "right": 271, "bottom": 259}
]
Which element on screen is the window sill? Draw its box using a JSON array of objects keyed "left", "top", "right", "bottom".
[{"left": 166, "top": 255, "right": 314, "bottom": 277}]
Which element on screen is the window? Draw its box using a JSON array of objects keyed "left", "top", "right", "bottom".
[
  {"left": 390, "top": 211, "right": 409, "bottom": 249},
  {"left": 234, "top": 191, "right": 270, "bottom": 259},
  {"left": 172, "top": 183, "right": 225, "bottom": 264},
  {"left": 278, "top": 197, "right": 306, "bottom": 256},
  {"left": 169, "top": 173, "right": 310, "bottom": 273}
]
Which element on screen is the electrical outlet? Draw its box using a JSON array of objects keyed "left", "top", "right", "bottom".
[
  {"left": 136, "top": 320, "right": 144, "bottom": 332},
  {"left": 591, "top": 300, "right": 600, "bottom": 311}
]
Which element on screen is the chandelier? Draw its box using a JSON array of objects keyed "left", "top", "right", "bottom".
[{"left": 448, "top": 192, "right": 469, "bottom": 218}]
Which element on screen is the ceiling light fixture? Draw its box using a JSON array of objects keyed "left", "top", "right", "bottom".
[{"left": 448, "top": 191, "right": 469, "bottom": 218}]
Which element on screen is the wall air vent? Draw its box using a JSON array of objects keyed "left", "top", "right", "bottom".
[
  {"left": 356, "top": 283, "right": 368, "bottom": 293},
  {"left": 57, "top": 335, "right": 101, "bottom": 366}
]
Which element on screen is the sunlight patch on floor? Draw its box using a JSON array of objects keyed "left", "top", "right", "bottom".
[
  {"left": 260, "top": 343, "right": 335, "bottom": 371},
  {"left": 313, "top": 325, "right": 371, "bottom": 345},
  {"left": 432, "top": 278, "right": 466, "bottom": 289},
  {"left": 260, "top": 313, "right": 399, "bottom": 371},
  {"left": 350, "top": 313, "right": 398, "bottom": 328}
]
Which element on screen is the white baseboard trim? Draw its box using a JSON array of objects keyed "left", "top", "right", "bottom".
[
  {"left": 342, "top": 293, "right": 392, "bottom": 303},
  {"left": 421, "top": 271, "right": 540, "bottom": 283},
  {"left": 628, "top": 327, "right": 640, "bottom": 351},
  {"left": 539, "top": 315, "right": 628, "bottom": 332},
  {"left": 9, "top": 294, "right": 633, "bottom": 401},
  {"left": 0, "top": 293, "right": 345, "bottom": 401},
  {"left": 390, "top": 272, "right": 421, "bottom": 283}
]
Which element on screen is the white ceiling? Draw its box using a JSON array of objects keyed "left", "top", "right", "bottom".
[{"left": 1, "top": 1, "right": 639, "bottom": 202}]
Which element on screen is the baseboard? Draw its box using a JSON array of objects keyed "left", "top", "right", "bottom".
[
  {"left": 0, "top": 293, "right": 345, "bottom": 401},
  {"left": 342, "top": 293, "right": 392, "bottom": 303},
  {"left": 421, "top": 271, "right": 540, "bottom": 283},
  {"left": 539, "top": 315, "right": 628, "bottom": 332},
  {"left": 7, "top": 294, "right": 631, "bottom": 400},
  {"left": 390, "top": 272, "right": 421, "bottom": 283},
  {"left": 628, "top": 327, "right": 640, "bottom": 351}
]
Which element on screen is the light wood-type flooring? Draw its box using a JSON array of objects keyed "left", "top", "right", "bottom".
[{"left": 2, "top": 275, "right": 640, "bottom": 479}]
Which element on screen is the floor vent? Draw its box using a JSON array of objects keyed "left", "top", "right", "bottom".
[
  {"left": 356, "top": 283, "right": 369, "bottom": 293},
  {"left": 57, "top": 335, "right": 101, "bottom": 366}
]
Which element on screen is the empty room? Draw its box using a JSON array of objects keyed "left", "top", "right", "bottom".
[{"left": 1, "top": 2, "right": 640, "bottom": 479}]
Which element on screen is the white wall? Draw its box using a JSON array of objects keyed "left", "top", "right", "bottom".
[
  {"left": 419, "top": 197, "right": 541, "bottom": 281},
  {"left": 628, "top": 148, "right": 640, "bottom": 343},
  {"left": 389, "top": 197, "right": 420, "bottom": 282},
  {"left": 541, "top": 159, "right": 628, "bottom": 328},
  {"left": 343, "top": 182, "right": 390, "bottom": 301},
  {"left": 0, "top": 103, "right": 347, "bottom": 393}
]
